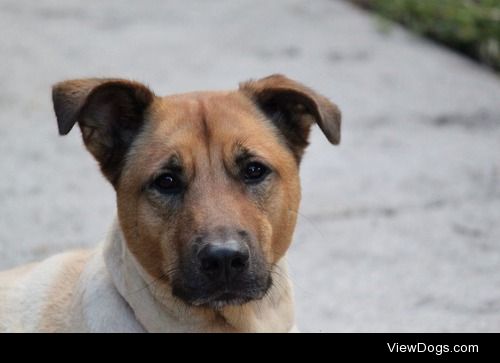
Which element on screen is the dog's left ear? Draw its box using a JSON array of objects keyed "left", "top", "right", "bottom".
[
  {"left": 240, "top": 74, "right": 341, "bottom": 161},
  {"left": 52, "top": 78, "right": 155, "bottom": 185}
]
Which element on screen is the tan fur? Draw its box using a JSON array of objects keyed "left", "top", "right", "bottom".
[
  {"left": 0, "top": 251, "right": 93, "bottom": 332},
  {"left": 37, "top": 250, "right": 93, "bottom": 332},
  {"left": 118, "top": 92, "right": 300, "bottom": 282},
  {"left": 0, "top": 75, "right": 340, "bottom": 332}
]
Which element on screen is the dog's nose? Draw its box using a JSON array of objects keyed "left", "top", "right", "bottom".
[{"left": 198, "top": 240, "right": 250, "bottom": 281}]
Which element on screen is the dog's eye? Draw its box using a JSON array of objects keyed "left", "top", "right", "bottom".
[
  {"left": 153, "top": 173, "right": 182, "bottom": 193},
  {"left": 243, "top": 162, "right": 270, "bottom": 184}
]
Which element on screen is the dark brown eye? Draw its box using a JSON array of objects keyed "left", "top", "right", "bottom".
[
  {"left": 153, "top": 173, "right": 182, "bottom": 193},
  {"left": 243, "top": 162, "right": 270, "bottom": 184}
]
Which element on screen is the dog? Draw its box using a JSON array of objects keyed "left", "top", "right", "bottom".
[{"left": 0, "top": 74, "right": 341, "bottom": 332}]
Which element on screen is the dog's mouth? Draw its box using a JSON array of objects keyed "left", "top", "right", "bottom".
[
  {"left": 171, "top": 276, "right": 272, "bottom": 309},
  {"left": 192, "top": 291, "right": 253, "bottom": 309},
  {"left": 169, "top": 248, "right": 273, "bottom": 309}
]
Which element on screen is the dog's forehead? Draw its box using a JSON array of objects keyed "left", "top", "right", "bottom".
[
  {"left": 142, "top": 90, "right": 286, "bottom": 156},
  {"left": 152, "top": 90, "right": 264, "bottom": 132},
  {"left": 121, "top": 89, "right": 298, "bottom": 187}
]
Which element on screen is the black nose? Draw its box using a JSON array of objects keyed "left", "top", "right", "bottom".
[{"left": 198, "top": 240, "right": 250, "bottom": 281}]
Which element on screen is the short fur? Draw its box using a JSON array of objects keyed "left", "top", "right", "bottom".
[{"left": 0, "top": 75, "right": 340, "bottom": 332}]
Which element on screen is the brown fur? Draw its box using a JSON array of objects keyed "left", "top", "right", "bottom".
[
  {"left": 241, "top": 74, "right": 341, "bottom": 161},
  {"left": 50, "top": 74, "right": 341, "bottom": 331},
  {"left": 117, "top": 91, "right": 301, "bottom": 282},
  {"left": 53, "top": 79, "right": 154, "bottom": 184}
]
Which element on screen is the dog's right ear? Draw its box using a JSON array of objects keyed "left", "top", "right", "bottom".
[
  {"left": 240, "top": 74, "right": 341, "bottom": 163},
  {"left": 52, "top": 78, "right": 155, "bottom": 185}
]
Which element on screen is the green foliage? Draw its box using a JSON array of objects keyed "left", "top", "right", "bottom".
[{"left": 353, "top": 0, "right": 500, "bottom": 70}]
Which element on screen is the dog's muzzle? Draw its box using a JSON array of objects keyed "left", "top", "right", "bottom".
[
  {"left": 171, "top": 230, "right": 271, "bottom": 308},
  {"left": 198, "top": 240, "right": 250, "bottom": 282}
]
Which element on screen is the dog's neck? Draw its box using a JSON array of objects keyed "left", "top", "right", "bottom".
[{"left": 103, "top": 220, "right": 296, "bottom": 332}]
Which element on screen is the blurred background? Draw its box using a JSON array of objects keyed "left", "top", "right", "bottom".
[{"left": 0, "top": 0, "right": 499, "bottom": 332}]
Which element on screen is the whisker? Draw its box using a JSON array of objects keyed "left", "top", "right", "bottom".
[
  {"left": 287, "top": 208, "right": 328, "bottom": 243},
  {"left": 125, "top": 272, "right": 169, "bottom": 297}
]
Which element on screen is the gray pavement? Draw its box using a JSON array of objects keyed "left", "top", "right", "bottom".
[{"left": 1, "top": 0, "right": 499, "bottom": 332}]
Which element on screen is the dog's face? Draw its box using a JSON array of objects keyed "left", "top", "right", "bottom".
[{"left": 52, "top": 75, "right": 340, "bottom": 308}]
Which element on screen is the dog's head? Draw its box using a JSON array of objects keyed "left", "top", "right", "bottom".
[{"left": 52, "top": 75, "right": 340, "bottom": 308}]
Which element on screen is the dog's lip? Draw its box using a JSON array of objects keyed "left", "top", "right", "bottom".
[
  {"left": 210, "top": 285, "right": 268, "bottom": 302},
  {"left": 172, "top": 274, "right": 272, "bottom": 307},
  {"left": 204, "top": 288, "right": 245, "bottom": 301},
  {"left": 188, "top": 288, "right": 258, "bottom": 307},
  {"left": 202, "top": 291, "right": 253, "bottom": 308},
  {"left": 213, "top": 291, "right": 241, "bottom": 301}
]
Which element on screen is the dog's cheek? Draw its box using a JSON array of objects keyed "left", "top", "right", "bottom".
[
  {"left": 139, "top": 200, "right": 188, "bottom": 281},
  {"left": 266, "top": 176, "right": 301, "bottom": 262},
  {"left": 117, "top": 193, "right": 169, "bottom": 280},
  {"left": 159, "top": 209, "right": 197, "bottom": 280}
]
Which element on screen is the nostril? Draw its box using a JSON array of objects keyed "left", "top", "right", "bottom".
[
  {"left": 198, "top": 241, "right": 250, "bottom": 279},
  {"left": 230, "top": 256, "right": 247, "bottom": 270},
  {"left": 237, "top": 230, "right": 249, "bottom": 238},
  {"left": 201, "top": 257, "right": 219, "bottom": 272}
]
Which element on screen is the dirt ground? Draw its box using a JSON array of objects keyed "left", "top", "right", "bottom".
[{"left": 1, "top": 0, "right": 499, "bottom": 332}]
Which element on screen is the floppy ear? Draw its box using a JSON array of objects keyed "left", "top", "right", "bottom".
[
  {"left": 52, "top": 78, "right": 155, "bottom": 185},
  {"left": 240, "top": 74, "right": 341, "bottom": 161}
]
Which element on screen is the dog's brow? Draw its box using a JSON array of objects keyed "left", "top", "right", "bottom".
[
  {"left": 153, "top": 153, "right": 183, "bottom": 174},
  {"left": 166, "top": 154, "right": 183, "bottom": 169},
  {"left": 233, "top": 142, "right": 272, "bottom": 165},
  {"left": 234, "top": 145, "right": 256, "bottom": 164}
]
